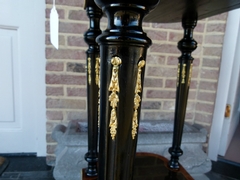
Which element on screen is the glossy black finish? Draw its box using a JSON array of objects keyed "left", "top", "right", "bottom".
[
  {"left": 84, "top": 0, "right": 103, "bottom": 177},
  {"left": 94, "top": 1, "right": 158, "bottom": 179},
  {"left": 168, "top": 8, "right": 198, "bottom": 169},
  {"left": 144, "top": 0, "right": 240, "bottom": 23}
]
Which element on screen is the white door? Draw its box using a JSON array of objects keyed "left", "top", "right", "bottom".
[
  {"left": 0, "top": 0, "right": 46, "bottom": 156},
  {"left": 208, "top": 9, "right": 240, "bottom": 160}
]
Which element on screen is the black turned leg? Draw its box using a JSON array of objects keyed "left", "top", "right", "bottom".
[
  {"left": 94, "top": 1, "right": 159, "bottom": 179},
  {"left": 84, "top": 0, "right": 102, "bottom": 176},
  {"left": 168, "top": 11, "right": 198, "bottom": 169}
]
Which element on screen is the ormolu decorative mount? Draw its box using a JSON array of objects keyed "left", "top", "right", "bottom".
[
  {"left": 83, "top": 0, "right": 102, "bottom": 177},
  {"left": 132, "top": 60, "right": 145, "bottom": 140},
  {"left": 109, "top": 57, "right": 122, "bottom": 140},
  {"left": 168, "top": 10, "right": 198, "bottom": 169}
]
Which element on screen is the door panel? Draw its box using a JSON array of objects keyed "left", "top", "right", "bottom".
[{"left": 0, "top": 0, "right": 46, "bottom": 155}]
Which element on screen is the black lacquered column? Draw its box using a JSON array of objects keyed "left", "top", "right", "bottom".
[
  {"left": 94, "top": 1, "right": 159, "bottom": 179},
  {"left": 84, "top": 0, "right": 102, "bottom": 176},
  {"left": 168, "top": 11, "right": 198, "bottom": 169}
]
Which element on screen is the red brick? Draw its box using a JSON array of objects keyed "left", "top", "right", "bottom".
[
  {"left": 46, "top": 48, "right": 86, "bottom": 60},
  {"left": 66, "top": 111, "right": 87, "bottom": 121},
  {"left": 150, "top": 43, "right": 179, "bottom": 54},
  {"left": 203, "top": 46, "right": 222, "bottom": 57},
  {"left": 146, "top": 54, "right": 165, "bottom": 65},
  {"left": 143, "top": 78, "right": 163, "bottom": 88},
  {"left": 46, "top": 74, "right": 86, "bottom": 85},
  {"left": 46, "top": 62, "right": 64, "bottom": 71},
  {"left": 67, "top": 62, "right": 85, "bottom": 73},
  {"left": 195, "top": 112, "right": 213, "bottom": 124},
  {"left": 200, "top": 68, "right": 219, "bottom": 80},
  {"left": 45, "top": 34, "right": 65, "bottom": 46},
  {"left": 152, "top": 22, "right": 205, "bottom": 32},
  {"left": 165, "top": 79, "right": 176, "bottom": 88},
  {"left": 196, "top": 102, "right": 214, "bottom": 113},
  {"left": 46, "top": 133, "right": 56, "bottom": 143},
  {"left": 146, "top": 66, "right": 177, "bottom": 77},
  {"left": 46, "top": 86, "right": 64, "bottom": 96},
  {"left": 59, "top": 22, "right": 88, "bottom": 34},
  {"left": 68, "top": 10, "right": 88, "bottom": 21},
  {"left": 204, "top": 35, "right": 224, "bottom": 44},
  {"left": 46, "top": 98, "right": 86, "bottom": 109},
  {"left": 199, "top": 81, "right": 218, "bottom": 91},
  {"left": 197, "top": 91, "right": 216, "bottom": 102},
  {"left": 146, "top": 90, "right": 176, "bottom": 99},
  {"left": 45, "top": 0, "right": 84, "bottom": 7},
  {"left": 145, "top": 30, "right": 167, "bottom": 41},
  {"left": 166, "top": 56, "right": 178, "bottom": 65},
  {"left": 202, "top": 58, "right": 221, "bottom": 68},
  {"left": 206, "top": 23, "right": 226, "bottom": 32},
  {"left": 67, "top": 87, "right": 87, "bottom": 96},
  {"left": 152, "top": 22, "right": 182, "bottom": 30},
  {"left": 46, "top": 111, "right": 63, "bottom": 120},
  {"left": 188, "top": 90, "right": 197, "bottom": 100},
  {"left": 142, "top": 111, "right": 174, "bottom": 121},
  {"left": 68, "top": 36, "right": 86, "bottom": 46},
  {"left": 141, "top": 101, "right": 161, "bottom": 109},
  {"left": 46, "top": 122, "right": 59, "bottom": 132},
  {"left": 47, "top": 144, "right": 57, "bottom": 154},
  {"left": 162, "top": 101, "right": 175, "bottom": 110},
  {"left": 45, "top": 8, "right": 65, "bottom": 19}
]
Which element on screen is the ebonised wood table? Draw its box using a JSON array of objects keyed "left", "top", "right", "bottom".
[{"left": 83, "top": 0, "right": 240, "bottom": 180}]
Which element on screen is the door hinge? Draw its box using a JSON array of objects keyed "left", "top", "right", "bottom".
[{"left": 225, "top": 104, "right": 231, "bottom": 118}]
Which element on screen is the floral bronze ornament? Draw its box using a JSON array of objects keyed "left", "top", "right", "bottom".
[
  {"left": 88, "top": 57, "right": 91, "bottom": 85},
  {"left": 177, "top": 63, "right": 180, "bottom": 87},
  {"left": 181, "top": 63, "right": 186, "bottom": 84},
  {"left": 108, "top": 56, "right": 122, "bottom": 140},
  {"left": 188, "top": 63, "right": 193, "bottom": 86},
  {"left": 95, "top": 57, "right": 100, "bottom": 86},
  {"left": 132, "top": 60, "right": 145, "bottom": 140}
]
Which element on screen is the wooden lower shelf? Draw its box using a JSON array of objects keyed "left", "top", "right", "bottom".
[{"left": 82, "top": 152, "right": 193, "bottom": 180}]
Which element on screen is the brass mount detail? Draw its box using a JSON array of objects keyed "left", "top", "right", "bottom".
[
  {"left": 108, "top": 57, "right": 122, "bottom": 140},
  {"left": 88, "top": 57, "right": 91, "bottom": 85},
  {"left": 132, "top": 60, "right": 145, "bottom": 140},
  {"left": 177, "top": 63, "right": 180, "bottom": 87},
  {"left": 188, "top": 63, "right": 193, "bottom": 86},
  {"left": 181, "top": 63, "right": 186, "bottom": 84}
]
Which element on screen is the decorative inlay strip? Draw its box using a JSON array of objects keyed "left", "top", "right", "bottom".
[
  {"left": 181, "top": 63, "right": 186, "bottom": 84},
  {"left": 88, "top": 57, "right": 91, "bottom": 85},
  {"left": 132, "top": 60, "right": 145, "bottom": 140},
  {"left": 108, "top": 57, "right": 122, "bottom": 140}
]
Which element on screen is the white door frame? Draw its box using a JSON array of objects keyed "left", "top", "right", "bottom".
[
  {"left": 208, "top": 9, "right": 240, "bottom": 161},
  {"left": 32, "top": 0, "right": 46, "bottom": 156}
]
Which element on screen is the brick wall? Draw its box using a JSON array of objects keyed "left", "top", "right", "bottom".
[{"left": 45, "top": 0, "right": 227, "bottom": 164}]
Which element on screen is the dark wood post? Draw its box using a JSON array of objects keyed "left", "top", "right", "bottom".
[
  {"left": 168, "top": 9, "right": 198, "bottom": 169},
  {"left": 94, "top": 0, "right": 159, "bottom": 179},
  {"left": 84, "top": 0, "right": 102, "bottom": 176}
]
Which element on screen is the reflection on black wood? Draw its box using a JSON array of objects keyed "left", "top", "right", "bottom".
[
  {"left": 82, "top": 153, "right": 194, "bottom": 180},
  {"left": 84, "top": 0, "right": 103, "bottom": 176},
  {"left": 168, "top": 3, "right": 198, "bottom": 169}
]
